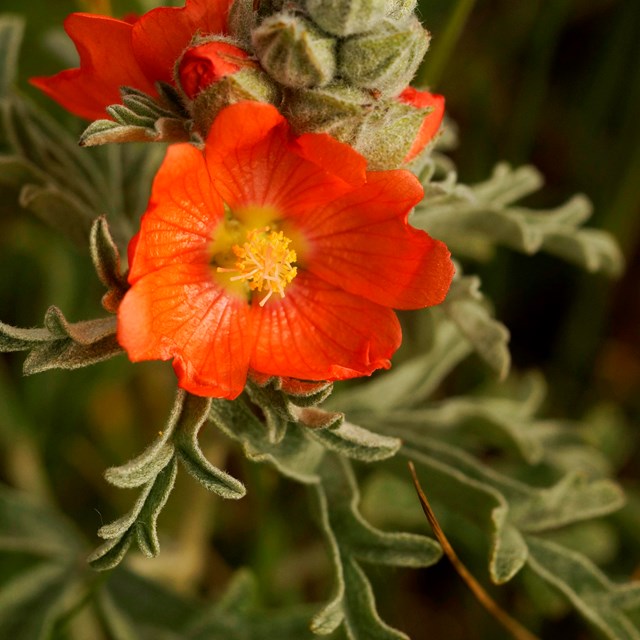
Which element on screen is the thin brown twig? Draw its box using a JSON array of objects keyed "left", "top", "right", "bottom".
[{"left": 408, "top": 461, "right": 540, "bottom": 640}]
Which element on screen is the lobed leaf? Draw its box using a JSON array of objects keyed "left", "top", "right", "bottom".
[
  {"left": 175, "top": 395, "right": 245, "bottom": 498},
  {"left": 333, "top": 319, "right": 472, "bottom": 415},
  {"left": 0, "top": 306, "right": 121, "bottom": 374},
  {"left": 210, "top": 398, "right": 326, "bottom": 484},
  {"left": 311, "top": 455, "right": 439, "bottom": 638},
  {"left": 91, "top": 391, "right": 245, "bottom": 570},
  {"left": 307, "top": 420, "right": 401, "bottom": 462},
  {"left": 526, "top": 536, "right": 640, "bottom": 640},
  {"left": 413, "top": 163, "right": 624, "bottom": 276},
  {"left": 440, "top": 273, "right": 511, "bottom": 378}
]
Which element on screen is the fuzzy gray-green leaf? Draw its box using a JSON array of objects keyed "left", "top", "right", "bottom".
[
  {"left": 320, "top": 455, "right": 441, "bottom": 568},
  {"left": 105, "top": 438, "right": 175, "bottom": 489},
  {"left": 0, "top": 16, "right": 24, "bottom": 98},
  {"left": 311, "top": 455, "right": 433, "bottom": 638},
  {"left": 334, "top": 319, "right": 471, "bottom": 414},
  {"left": 0, "top": 562, "right": 72, "bottom": 640},
  {"left": 19, "top": 183, "right": 96, "bottom": 247},
  {"left": 22, "top": 311, "right": 120, "bottom": 375},
  {"left": 88, "top": 531, "right": 135, "bottom": 571},
  {"left": 135, "top": 456, "right": 179, "bottom": 557},
  {"left": 341, "top": 557, "right": 409, "bottom": 640},
  {"left": 414, "top": 163, "right": 624, "bottom": 276},
  {"left": 211, "top": 398, "right": 325, "bottom": 484},
  {"left": 307, "top": 420, "right": 401, "bottom": 462},
  {"left": 174, "top": 394, "right": 245, "bottom": 498},
  {"left": 526, "top": 536, "right": 640, "bottom": 640},
  {"left": 441, "top": 274, "right": 511, "bottom": 378}
]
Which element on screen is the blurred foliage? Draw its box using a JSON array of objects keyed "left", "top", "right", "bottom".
[{"left": 0, "top": 0, "right": 639, "bottom": 639}]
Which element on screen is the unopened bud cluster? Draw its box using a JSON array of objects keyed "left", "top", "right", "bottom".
[{"left": 174, "top": 0, "right": 443, "bottom": 169}]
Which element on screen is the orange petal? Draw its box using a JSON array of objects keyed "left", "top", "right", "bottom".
[
  {"left": 132, "top": 0, "right": 232, "bottom": 86},
  {"left": 293, "top": 132, "right": 367, "bottom": 187},
  {"left": 300, "top": 171, "right": 454, "bottom": 309},
  {"left": 128, "top": 143, "right": 224, "bottom": 283},
  {"left": 117, "top": 263, "right": 252, "bottom": 399},
  {"left": 399, "top": 88, "right": 445, "bottom": 163},
  {"left": 250, "top": 272, "right": 401, "bottom": 381},
  {"left": 205, "top": 103, "right": 358, "bottom": 215},
  {"left": 30, "top": 13, "right": 155, "bottom": 120}
]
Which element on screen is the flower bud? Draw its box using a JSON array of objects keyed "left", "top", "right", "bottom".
[
  {"left": 176, "top": 39, "right": 281, "bottom": 136},
  {"left": 354, "top": 98, "right": 429, "bottom": 169},
  {"left": 285, "top": 83, "right": 373, "bottom": 141},
  {"left": 252, "top": 13, "right": 337, "bottom": 88},
  {"left": 338, "top": 17, "right": 429, "bottom": 97},
  {"left": 305, "top": 0, "right": 388, "bottom": 37},
  {"left": 385, "top": 0, "right": 417, "bottom": 21},
  {"left": 285, "top": 83, "right": 436, "bottom": 170},
  {"left": 397, "top": 87, "right": 445, "bottom": 163},
  {"left": 177, "top": 40, "right": 256, "bottom": 100},
  {"left": 190, "top": 69, "right": 281, "bottom": 136}
]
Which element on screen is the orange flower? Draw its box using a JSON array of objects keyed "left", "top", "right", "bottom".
[
  {"left": 117, "top": 102, "right": 454, "bottom": 398},
  {"left": 30, "top": 0, "right": 232, "bottom": 120},
  {"left": 398, "top": 87, "right": 446, "bottom": 163}
]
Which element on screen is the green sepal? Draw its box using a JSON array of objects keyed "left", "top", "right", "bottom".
[
  {"left": 244, "top": 376, "right": 339, "bottom": 442},
  {"left": 385, "top": 0, "right": 417, "bottom": 21},
  {"left": 353, "top": 97, "right": 430, "bottom": 170},
  {"left": 0, "top": 307, "right": 121, "bottom": 375},
  {"left": 252, "top": 13, "right": 337, "bottom": 88},
  {"left": 90, "top": 216, "right": 129, "bottom": 313}
]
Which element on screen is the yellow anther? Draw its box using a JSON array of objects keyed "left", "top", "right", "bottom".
[{"left": 218, "top": 227, "right": 297, "bottom": 306}]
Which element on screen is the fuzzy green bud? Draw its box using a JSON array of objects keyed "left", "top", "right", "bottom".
[
  {"left": 191, "top": 68, "right": 281, "bottom": 136},
  {"left": 252, "top": 13, "right": 337, "bottom": 88},
  {"left": 285, "top": 83, "right": 373, "bottom": 140},
  {"left": 385, "top": 0, "right": 417, "bottom": 21},
  {"left": 285, "top": 83, "right": 431, "bottom": 170},
  {"left": 305, "top": 0, "right": 388, "bottom": 37},
  {"left": 339, "top": 17, "right": 429, "bottom": 97},
  {"left": 354, "top": 99, "right": 430, "bottom": 169}
]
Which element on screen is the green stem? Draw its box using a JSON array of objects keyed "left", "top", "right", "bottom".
[{"left": 415, "top": 0, "right": 478, "bottom": 89}]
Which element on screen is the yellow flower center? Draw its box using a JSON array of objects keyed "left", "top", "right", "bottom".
[{"left": 217, "top": 226, "right": 298, "bottom": 306}]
